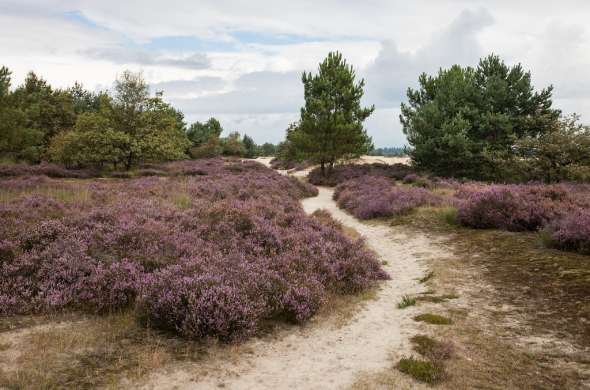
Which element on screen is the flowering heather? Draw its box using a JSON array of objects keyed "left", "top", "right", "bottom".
[
  {"left": 545, "top": 211, "right": 590, "bottom": 254},
  {"left": 455, "top": 184, "right": 590, "bottom": 232},
  {"left": 333, "top": 176, "right": 441, "bottom": 220},
  {"left": 0, "top": 163, "right": 98, "bottom": 178},
  {"left": 0, "top": 158, "right": 386, "bottom": 341},
  {"left": 308, "top": 163, "right": 414, "bottom": 186}
]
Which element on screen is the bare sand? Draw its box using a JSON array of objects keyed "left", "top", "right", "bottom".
[
  {"left": 138, "top": 184, "right": 448, "bottom": 389},
  {"left": 255, "top": 155, "right": 410, "bottom": 167}
]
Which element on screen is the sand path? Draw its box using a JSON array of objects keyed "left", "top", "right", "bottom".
[{"left": 140, "top": 169, "right": 445, "bottom": 389}]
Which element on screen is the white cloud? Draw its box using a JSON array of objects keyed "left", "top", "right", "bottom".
[{"left": 364, "top": 8, "right": 494, "bottom": 107}]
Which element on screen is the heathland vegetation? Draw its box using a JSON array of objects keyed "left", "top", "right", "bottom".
[
  {"left": 0, "top": 159, "right": 387, "bottom": 340},
  {"left": 1, "top": 49, "right": 590, "bottom": 388}
]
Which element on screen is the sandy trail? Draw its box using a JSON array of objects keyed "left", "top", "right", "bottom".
[{"left": 140, "top": 183, "right": 448, "bottom": 389}]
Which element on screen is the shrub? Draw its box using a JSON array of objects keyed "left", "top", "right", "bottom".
[
  {"left": 308, "top": 163, "right": 413, "bottom": 186},
  {"left": 455, "top": 184, "right": 588, "bottom": 232},
  {"left": 333, "top": 176, "right": 440, "bottom": 220},
  {"left": 0, "top": 163, "right": 97, "bottom": 178},
  {"left": 545, "top": 211, "right": 590, "bottom": 254}
]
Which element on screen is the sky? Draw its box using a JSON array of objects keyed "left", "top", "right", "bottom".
[{"left": 1, "top": 1, "right": 589, "bottom": 147}]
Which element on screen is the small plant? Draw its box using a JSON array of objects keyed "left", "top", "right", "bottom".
[
  {"left": 438, "top": 206, "right": 458, "bottom": 225},
  {"left": 397, "top": 356, "right": 444, "bottom": 384},
  {"left": 419, "top": 271, "right": 434, "bottom": 284},
  {"left": 410, "top": 335, "right": 453, "bottom": 361},
  {"left": 399, "top": 335, "right": 453, "bottom": 384},
  {"left": 397, "top": 295, "right": 416, "bottom": 309},
  {"left": 170, "top": 192, "right": 192, "bottom": 209},
  {"left": 413, "top": 313, "right": 453, "bottom": 325}
]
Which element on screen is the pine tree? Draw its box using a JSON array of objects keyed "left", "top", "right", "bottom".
[{"left": 291, "top": 52, "right": 374, "bottom": 175}]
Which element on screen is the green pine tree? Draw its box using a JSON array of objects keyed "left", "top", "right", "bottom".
[{"left": 290, "top": 51, "right": 374, "bottom": 175}]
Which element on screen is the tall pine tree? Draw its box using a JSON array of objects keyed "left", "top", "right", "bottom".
[{"left": 290, "top": 52, "right": 374, "bottom": 175}]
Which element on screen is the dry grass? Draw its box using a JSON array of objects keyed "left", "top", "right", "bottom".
[
  {"left": 0, "top": 312, "right": 178, "bottom": 389},
  {"left": 414, "top": 313, "right": 453, "bottom": 325},
  {"left": 169, "top": 191, "right": 192, "bottom": 209},
  {"left": 0, "top": 185, "right": 92, "bottom": 205}
]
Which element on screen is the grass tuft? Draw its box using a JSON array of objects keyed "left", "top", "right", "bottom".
[
  {"left": 397, "top": 356, "right": 445, "bottom": 384},
  {"left": 397, "top": 295, "right": 416, "bottom": 309},
  {"left": 414, "top": 313, "right": 453, "bottom": 325},
  {"left": 437, "top": 206, "right": 459, "bottom": 226},
  {"left": 170, "top": 192, "right": 192, "bottom": 209}
]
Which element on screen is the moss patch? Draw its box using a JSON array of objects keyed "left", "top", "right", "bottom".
[{"left": 414, "top": 313, "right": 453, "bottom": 325}]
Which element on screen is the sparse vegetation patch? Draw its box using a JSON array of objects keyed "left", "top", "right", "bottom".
[
  {"left": 397, "top": 295, "right": 416, "bottom": 309},
  {"left": 413, "top": 313, "right": 453, "bottom": 325},
  {"left": 397, "top": 356, "right": 445, "bottom": 384}
]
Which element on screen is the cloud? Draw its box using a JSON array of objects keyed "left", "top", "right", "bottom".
[
  {"left": 364, "top": 8, "right": 494, "bottom": 107},
  {"left": 172, "top": 71, "right": 303, "bottom": 115},
  {"left": 151, "top": 77, "right": 226, "bottom": 98},
  {"left": 82, "top": 47, "right": 210, "bottom": 70}
]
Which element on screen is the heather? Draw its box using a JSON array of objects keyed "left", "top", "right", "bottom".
[
  {"left": 308, "top": 162, "right": 414, "bottom": 186},
  {"left": 545, "top": 211, "right": 590, "bottom": 254},
  {"left": 0, "top": 159, "right": 387, "bottom": 341},
  {"left": 328, "top": 166, "right": 590, "bottom": 255},
  {"left": 0, "top": 162, "right": 98, "bottom": 178},
  {"left": 455, "top": 184, "right": 590, "bottom": 232},
  {"left": 333, "top": 176, "right": 440, "bottom": 220}
]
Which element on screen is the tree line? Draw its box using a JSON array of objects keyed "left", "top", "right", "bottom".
[
  {"left": 2, "top": 50, "right": 589, "bottom": 182},
  {"left": 0, "top": 67, "right": 274, "bottom": 169}
]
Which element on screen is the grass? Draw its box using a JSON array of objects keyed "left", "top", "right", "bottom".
[
  {"left": 415, "top": 294, "right": 459, "bottom": 304},
  {"left": 437, "top": 206, "right": 459, "bottom": 225},
  {"left": 397, "top": 295, "right": 416, "bottom": 309},
  {"left": 0, "top": 185, "right": 92, "bottom": 204},
  {"left": 418, "top": 271, "right": 435, "bottom": 284},
  {"left": 170, "top": 192, "right": 192, "bottom": 209},
  {"left": 0, "top": 312, "right": 176, "bottom": 389},
  {"left": 397, "top": 356, "right": 444, "bottom": 384},
  {"left": 396, "top": 335, "right": 453, "bottom": 384},
  {"left": 413, "top": 313, "right": 453, "bottom": 325}
]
